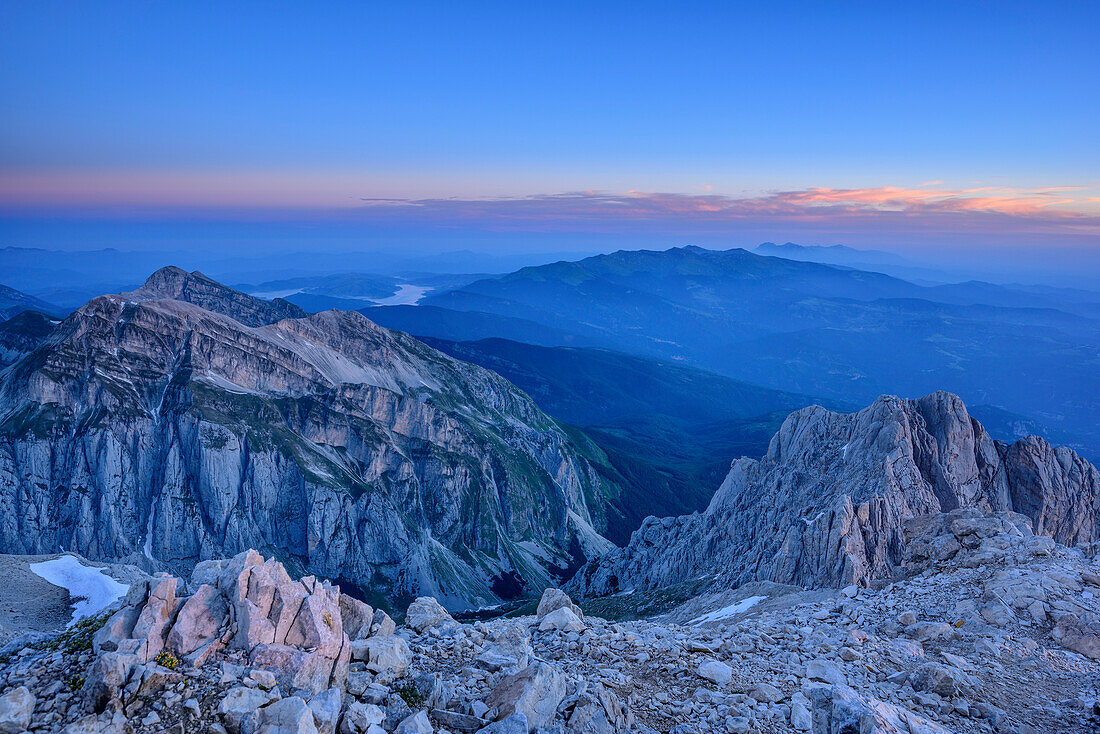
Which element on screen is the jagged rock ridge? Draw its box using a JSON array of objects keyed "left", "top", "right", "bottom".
[
  {"left": 570, "top": 391, "right": 1100, "bottom": 597},
  {"left": 0, "top": 268, "right": 622, "bottom": 610}
]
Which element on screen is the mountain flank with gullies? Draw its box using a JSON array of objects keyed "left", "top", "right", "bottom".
[{"left": 0, "top": 267, "right": 636, "bottom": 611}]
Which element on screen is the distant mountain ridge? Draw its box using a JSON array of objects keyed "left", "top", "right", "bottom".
[
  {"left": 0, "top": 311, "right": 56, "bottom": 368},
  {"left": 418, "top": 337, "right": 832, "bottom": 428},
  {"left": 367, "top": 305, "right": 595, "bottom": 348},
  {"left": 755, "top": 241, "right": 910, "bottom": 266},
  {"left": 420, "top": 245, "right": 1100, "bottom": 459},
  {"left": 0, "top": 284, "right": 63, "bottom": 320}
]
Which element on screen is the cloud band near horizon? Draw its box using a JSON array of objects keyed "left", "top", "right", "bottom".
[{"left": 2, "top": 173, "right": 1098, "bottom": 243}]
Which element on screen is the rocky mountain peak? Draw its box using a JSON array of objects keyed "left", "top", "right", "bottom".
[
  {"left": 124, "top": 266, "right": 307, "bottom": 327},
  {"left": 570, "top": 391, "right": 1099, "bottom": 599}
]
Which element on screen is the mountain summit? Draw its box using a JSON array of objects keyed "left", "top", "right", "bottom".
[
  {"left": 125, "top": 266, "right": 308, "bottom": 326},
  {"left": 0, "top": 273, "right": 626, "bottom": 610}
]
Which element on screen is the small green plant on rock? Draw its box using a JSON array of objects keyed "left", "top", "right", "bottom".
[
  {"left": 394, "top": 682, "right": 426, "bottom": 709},
  {"left": 153, "top": 650, "right": 179, "bottom": 670},
  {"left": 35, "top": 611, "right": 111, "bottom": 654},
  {"left": 67, "top": 675, "right": 85, "bottom": 692}
]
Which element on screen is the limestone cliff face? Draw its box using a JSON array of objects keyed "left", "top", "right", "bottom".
[
  {"left": 0, "top": 269, "right": 618, "bottom": 610},
  {"left": 569, "top": 391, "right": 1100, "bottom": 597}
]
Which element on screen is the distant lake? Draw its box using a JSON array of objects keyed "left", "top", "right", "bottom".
[{"left": 370, "top": 283, "right": 432, "bottom": 306}]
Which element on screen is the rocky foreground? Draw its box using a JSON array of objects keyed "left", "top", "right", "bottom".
[{"left": 0, "top": 506, "right": 1098, "bottom": 734}]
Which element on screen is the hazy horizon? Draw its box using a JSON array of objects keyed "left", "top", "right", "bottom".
[{"left": 2, "top": 2, "right": 1098, "bottom": 289}]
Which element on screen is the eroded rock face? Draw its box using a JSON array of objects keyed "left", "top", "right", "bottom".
[
  {"left": 0, "top": 268, "right": 620, "bottom": 610},
  {"left": 165, "top": 583, "right": 227, "bottom": 656},
  {"left": 1002, "top": 436, "right": 1100, "bottom": 547},
  {"left": 570, "top": 392, "right": 1100, "bottom": 597}
]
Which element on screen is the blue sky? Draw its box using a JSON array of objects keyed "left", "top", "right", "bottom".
[{"left": 1, "top": 1, "right": 1098, "bottom": 266}]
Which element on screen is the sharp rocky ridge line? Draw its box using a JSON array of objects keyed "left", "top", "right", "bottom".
[
  {"left": 0, "top": 267, "right": 622, "bottom": 611},
  {"left": 569, "top": 391, "right": 1100, "bottom": 599}
]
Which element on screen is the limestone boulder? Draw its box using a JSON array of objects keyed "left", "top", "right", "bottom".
[
  {"left": 82, "top": 651, "right": 138, "bottom": 714},
  {"left": 0, "top": 686, "right": 34, "bottom": 734},
  {"left": 697, "top": 659, "right": 732, "bottom": 685},
  {"left": 485, "top": 662, "right": 565, "bottom": 732},
  {"left": 371, "top": 610, "right": 396, "bottom": 637},
  {"left": 249, "top": 642, "right": 348, "bottom": 695},
  {"left": 309, "top": 688, "right": 342, "bottom": 734},
  {"left": 405, "top": 597, "right": 457, "bottom": 634},
  {"left": 339, "top": 702, "right": 384, "bottom": 734},
  {"left": 475, "top": 623, "right": 531, "bottom": 672},
  {"left": 1053, "top": 614, "right": 1100, "bottom": 659},
  {"left": 535, "top": 588, "right": 582, "bottom": 620},
  {"left": 255, "top": 696, "right": 319, "bottom": 734},
  {"left": 909, "top": 662, "right": 978, "bottom": 698},
  {"left": 474, "top": 715, "right": 527, "bottom": 734},
  {"left": 537, "top": 607, "right": 585, "bottom": 633},
  {"left": 128, "top": 575, "right": 178, "bottom": 662},
  {"left": 395, "top": 710, "right": 432, "bottom": 734},
  {"left": 218, "top": 685, "right": 278, "bottom": 734},
  {"left": 351, "top": 635, "right": 411, "bottom": 675},
  {"left": 339, "top": 595, "right": 374, "bottom": 640}
]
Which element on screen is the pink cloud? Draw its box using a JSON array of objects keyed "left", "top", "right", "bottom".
[
  {"left": 384, "top": 185, "right": 1098, "bottom": 222},
  {"left": 348, "top": 186, "right": 1100, "bottom": 240}
]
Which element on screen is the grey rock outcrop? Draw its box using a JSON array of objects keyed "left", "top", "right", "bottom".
[
  {"left": 570, "top": 391, "right": 1100, "bottom": 597},
  {"left": 0, "top": 268, "right": 620, "bottom": 610},
  {"left": 404, "top": 597, "right": 456, "bottom": 634},
  {"left": 534, "top": 588, "right": 582, "bottom": 621}
]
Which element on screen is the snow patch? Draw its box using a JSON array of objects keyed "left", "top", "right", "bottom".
[
  {"left": 802, "top": 510, "right": 826, "bottom": 526},
  {"left": 198, "top": 371, "right": 262, "bottom": 396},
  {"left": 691, "top": 595, "right": 768, "bottom": 624},
  {"left": 29, "top": 555, "right": 129, "bottom": 624}
]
